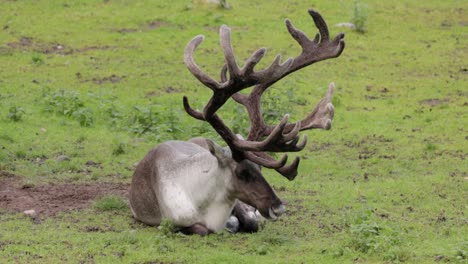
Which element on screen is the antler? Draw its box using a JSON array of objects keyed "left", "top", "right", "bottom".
[{"left": 183, "top": 8, "right": 345, "bottom": 180}]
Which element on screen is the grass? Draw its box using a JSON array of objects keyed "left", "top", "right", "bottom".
[
  {"left": 93, "top": 195, "right": 128, "bottom": 211},
  {"left": 0, "top": 0, "right": 467, "bottom": 263}
]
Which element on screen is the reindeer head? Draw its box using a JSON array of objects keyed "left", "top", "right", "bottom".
[{"left": 183, "top": 9, "right": 345, "bottom": 219}]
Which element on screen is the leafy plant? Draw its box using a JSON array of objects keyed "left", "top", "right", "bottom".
[
  {"left": 112, "top": 138, "right": 127, "bottom": 156},
  {"left": 43, "top": 89, "right": 84, "bottom": 116},
  {"left": 7, "top": 106, "right": 25, "bottom": 121},
  {"left": 42, "top": 89, "right": 95, "bottom": 127},
  {"left": 73, "top": 107, "right": 94, "bottom": 127},
  {"left": 31, "top": 53, "right": 44, "bottom": 65},
  {"left": 352, "top": 0, "right": 368, "bottom": 33}
]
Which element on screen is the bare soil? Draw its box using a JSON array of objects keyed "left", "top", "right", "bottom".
[{"left": 0, "top": 171, "right": 129, "bottom": 217}]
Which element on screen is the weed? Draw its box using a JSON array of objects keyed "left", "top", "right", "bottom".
[
  {"left": 73, "top": 107, "right": 94, "bottom": 127},
  {"left": 31, "top": 53, "right": 44, "bottom": 65},
  {"left": 352, "top": 0, "right": 368, "bottom": 33},
  {"left": 165, "top": 106, "right": 184, "bottom": 136},
  {"left": 106, "top": 103, "right": 123, "bottom": 128},
  {"left": 112, "top": 138, "right": 127, "bottom": 156},
  {"left": 93, "top": 195, "right": 127, "bottom": 211},
  {"left": 7, "top": 106, "right": 25, "bottom": 122},
  {"left": 42, "top": 89, "right": 83, "bottom": 116},
  {"left": 127, "top": 105, "right": 161, "bottom": 135},
  {"left": 15, "top": 150, "right": 27, "bottom": 159},
  {"left": 426, "top": 143, "right": 437, "bottom": 151}
]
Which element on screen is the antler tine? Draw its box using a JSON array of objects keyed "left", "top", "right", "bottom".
[
  {"left": 249, "top": 152, "right": 300, "bottom": 180},
  {"left": 184, "top": 35, "right": 221, "bottom": 91},
  {"left": 220, "top": 25, "right": 241, "bottom": 81},
  {"left": 283, "top": 82, "right": 335, "bottom": 132},
  {"left": 308, "top": 8, "right": 330, "bottom": 42},
  {"left": 183, "top": 96, "right": 205, "bottom": 121},
  {"left": 245, "top": 152, "right": 288, "bottom": 169}
]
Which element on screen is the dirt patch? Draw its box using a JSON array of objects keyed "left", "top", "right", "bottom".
[
  {"left": 114, "top": 19, "right": 180, "bottom": 34},
  {"left": 419, "top": 98, "right": 450, "bottom": 107},
  {"left": 145, "top": 86, "right": 181, "bottom": 97},
  {"left": 7, "top": 36, "right": 73, "bottom": 55},
  {"left": 92, "top": 74, "right": 125, "bottom": 84},
  {"left": 6, "top": 36, "right": 115, "bottom": 55},
  {"left": 0, "top": 172, "right": 129, "bottom": 217}
]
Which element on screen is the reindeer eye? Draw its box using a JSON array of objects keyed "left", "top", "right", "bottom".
[{"left": 240, "top": 169, "right": 259, "bottom": 183}]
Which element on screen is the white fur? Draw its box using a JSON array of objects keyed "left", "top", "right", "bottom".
[{"left": 154, "top": 142, "right": 235, "bottom": 232}]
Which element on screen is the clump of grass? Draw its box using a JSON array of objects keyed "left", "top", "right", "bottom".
[
  {"left": 426, "top": 143, "right": 437, "bottom": 151},
  {"left": 112, "top": 138, "right": 127, "bottom": 156},
  {"left": 93, "top": 195, "right": 127, "bottom": 211},
  {"left": 158, "top": 219, "right": 176, "bottom": 237},
  {"left": 352, "top": 0, "right": 368, "bottom": 33},
  {"left": 31, "top": 53, "right": 44, "bottom": 65},
  {"left": 7, "top": 106, "right": 25, "bottom": 121}
]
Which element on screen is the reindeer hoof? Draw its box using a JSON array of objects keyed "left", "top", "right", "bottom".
[{"left": 180, "top": 223, "right": 212, "bottom": 236}]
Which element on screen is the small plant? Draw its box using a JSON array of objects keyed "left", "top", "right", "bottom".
[
  {"left": 73, "top": 107, "right": 94, "bottom": 127},
  {"left": 7, "top": 106, "right": 25, "bottom": 121},
  {"left": 127, "top": 105, "right": 161, "bottom": 135},
  {"left": 112, "top": 138, "right": 127, "bottom": 156},
  {"left": 31, "top": 53, "right": 44, "bottom": 65},
  {"left": 352, "top": 0, "right": 368, "bottom": 33},
  {"left": 93, "top": 195, "right": 127, "bottom": 211},
  {"left": 426, "top": 143, "right": 437, "bottom": 151},
  {"left": 166, "top": 106, "right": 184, "bottom": 136}
]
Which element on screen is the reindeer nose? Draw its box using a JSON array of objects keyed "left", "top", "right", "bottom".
[{"left": 272, "top": 204, "right": 286, "bottom": 216}]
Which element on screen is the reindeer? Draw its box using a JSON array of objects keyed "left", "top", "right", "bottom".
[{"left": 129, "top": 8, "right": 345, "bottom": 235}]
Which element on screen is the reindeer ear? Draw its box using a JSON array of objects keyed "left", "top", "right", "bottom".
[{"left": 206, "top": 139, "right": 230, "bottom": 165}]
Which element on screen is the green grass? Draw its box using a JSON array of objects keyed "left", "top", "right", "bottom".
[
  {"left": 0, "top": 0, "right": 467, "bottom": 263},
  {"left": 94, "top": 195, "right": 128, "bottom": 211}
]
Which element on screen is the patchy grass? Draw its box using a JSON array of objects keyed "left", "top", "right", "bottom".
[
  {"left": 93, "top": 195, "right": 128, "bottom": 212},
  {"left": 0, "top": 0, "right": 467, "bottom": 263}
]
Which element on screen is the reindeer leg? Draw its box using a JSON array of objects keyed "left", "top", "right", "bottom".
[
  {"left": 179, "top": 223, "right": 212, "bottom": 236},
  {"left": 231, "top": 201, "right": 262, "bottom": 233}
]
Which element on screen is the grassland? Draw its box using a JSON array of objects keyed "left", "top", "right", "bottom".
[{"left": 0, "top": 0, "right": 467, "bottom": 263}]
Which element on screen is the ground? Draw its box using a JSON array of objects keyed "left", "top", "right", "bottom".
[{"left": 0, "top": 171, "right": 128, "bottom": 217}]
